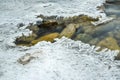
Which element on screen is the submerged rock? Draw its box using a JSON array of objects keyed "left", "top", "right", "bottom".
[
  {"left": 89, "top": 38, "right": 100, "bottom": 45},
  {"left": 75, "top": 34, "right": 93, "bottom": 43},
  {"left": 97, "top": 37, "right": 120, "bottom": 50},
  {"left": 18, "top": 51, "right": 42, "bottom": 65},
  {"left": 59, "top": 24, "right": 76, "bottom": 38},
  {"left": 31, "top": 33, "right": 59, "bottom": 45}
]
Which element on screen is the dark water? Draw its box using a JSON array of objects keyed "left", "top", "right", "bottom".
[
  {"left": 69, "top": 2, "right": 120, "bottom": 51},
  {"left": 88, "top": 3, "right": 120, "bottom": 49}
]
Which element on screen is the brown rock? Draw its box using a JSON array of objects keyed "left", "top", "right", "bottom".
[
  {"left": 31, "top": 33, "right": 59, "bottom": 45},
  {"left": 97, "top": 37, "right": 120, "bottom": 50},
  {"left": 59, "top": 24, "right": 76, "bottom": 38},
  {"left": 39, "top": 20, "right": 58, "bottom": 28}
]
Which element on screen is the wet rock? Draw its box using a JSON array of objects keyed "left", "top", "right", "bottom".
[
  {"left": 97, "top": 37, "right": 120, "bottom": 50},
  {"left": 36, "top": 20, "right": 59, "bottom": 36},
  {"left": 108, "top": 30, "right": 120, "bottom": 39},
  {"left": 83, "top": 26, "right": 95, "bottom": 35},
  {"left": 59, "top": 24, "right": 76, "bottom": 38},
  {"left": 92, "top": 24, "right": 115, "bottom": 38},
  {"left": 15, "top": 33, "right": 37, "bottom": 45},
  {"left": 38, "top": 20, "right": 58, "bottom": 28},
  {"left": 55, "top": 25, "right": 65, "bottom": 33},
  {"left": 115, "top": 52, "right": 120, "bottom": 60},
  {"left": 106, "top": 0, "right": 120, "bottom": 4},
  {"left": 108, "top": 30, "right": 120, "bottom": 46},
  {"left": 75, "top": 34, "right": 93, "bottom": 43},
  {"left": 31, "top": 33, "right": 59, "bottom": 45},
  {"left": 14, "top": 15, "right": 100, "bottom": 47},
  {"left": 17, "top": 23, "right": 25, "bottom": 28},
  {"left": 28, "top": 25, "right": 39, "bottom": 34},
  {"left": 36, "top": 20, "right": 42, "bottom": 26},
  {"left": 89, "top": 38, "right": 100, "bottom": 45},
  {"left": 75, "top": 26, "right": 84, "bottom": 34},
  {"left": 114, "top": 30, "right": 120, "bottom": 40}
]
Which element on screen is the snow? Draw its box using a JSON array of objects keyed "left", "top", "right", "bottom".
[
  {"left": 0, "top": 0, "right": 120, "bottom": 80},
  {"left": 0, "top": 37, "right": 120, "bottom": 80},
  {"left": 0, "top": 0, "right": 106, "bottom": 25}
]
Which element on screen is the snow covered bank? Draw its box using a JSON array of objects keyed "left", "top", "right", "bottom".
[
  {"left": 0, "top": 37, "right": 120, "bottom": 80},
  {"left": 0, "top": 0, "right": 107, "bottom": 25}
]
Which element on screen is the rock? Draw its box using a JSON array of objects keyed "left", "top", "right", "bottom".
[
  {"left": 15, "top": 33, "right": 37, "bottom": 45},
  {"left": 75, "top": 34, "right": 93, "bottom": 43},
  {"left": 17, "top": 51, "right": 42, "bottom": 65},
  {"left": 17, "top": 53, "right": 34, "bottom": 65},
  {"left": 59, "top": 24, "right": 76, "bottom": 38},
  {"left": 28, "top": 25, "right": 39, "bottom": 33},
  {"left": 91, "top": 17, "right": 113, "bottom": 26},
  {"left": 75, "top": 26, "right": 84, "bottom": 34},
  {"left": 36, "top": 20, "right": 59, "bottom": 36},
  {"left": 108, "top": 30, "right": 120, "bottom": 39},
  {"left": 97, "top": 37, "right": 120, "bottom": 50},
  {"left": 17, "top": 23, "right": 25, "bottom": 28},
  {"left": 55, "top": 25, "right": 65, "bottom": 33},
  {"left": 36, "top": 20, "right": 42, "bottom": 26},
  {"left": 31, "top": 33, "right": 59, "bottom": 45},
  {"left": 106, "top": 0, "right": 120, "bottom": 3},
  {"left": 83, "top": 26, "right": 95, "bottom": 35},
  {"left": 114, "top": 30, "right": 120, "bottom": 39},
  {"left": 89, "top": 38, "right": 100, "bottom": 45},
  {"left": 115, "top": 52, "right": 120, "bottom": 60},
  {"left": 92, "top": 23, "right": 115, "bottom": 38},
  {"left": 38, "top": 20, "right": 58, "bottom": 28}
]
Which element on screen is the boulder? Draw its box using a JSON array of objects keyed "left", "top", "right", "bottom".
[
  {"left": 97, "top": 37, "right": 120, "bottom": 50},
  {"left": 59, "top": 24, "right": 76, "bottom": 38},
  {"left": 89, "top": 38, "right": 100, "bottom": 45},
  {"left": 75, "top": 33, "right": 93, "bottom": 43},
  {"left": 31, "top": 33, "right": 59, "bottom": 45}
]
